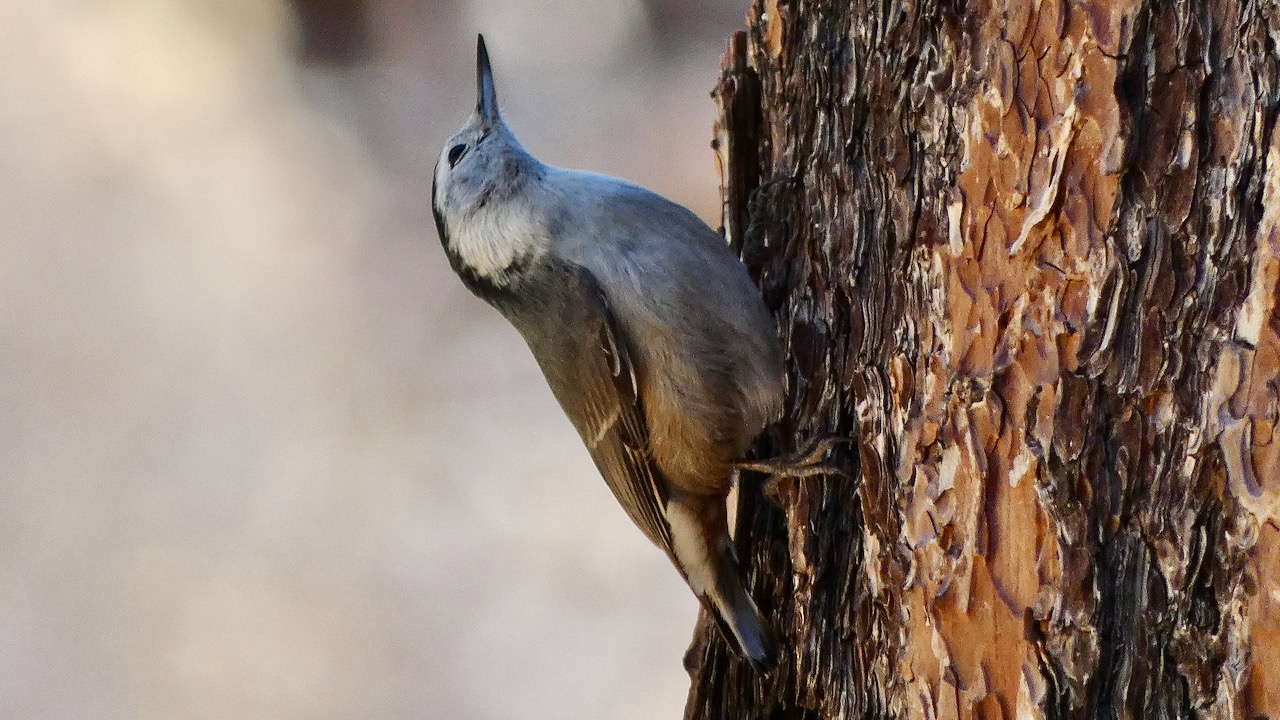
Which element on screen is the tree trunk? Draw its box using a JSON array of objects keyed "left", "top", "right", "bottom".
[{"left": 685, "top": 2, "right": 1280, "bottom": 718}]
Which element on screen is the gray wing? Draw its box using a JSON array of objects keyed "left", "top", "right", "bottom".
[
  {"left": 551, "top": 174, "right": 786, "bottom": 435},
  {"left": 507, "top": 261, "right": 675, "bottom": 558}
]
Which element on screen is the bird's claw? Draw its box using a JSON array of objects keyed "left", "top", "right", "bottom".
[{"left": 735, "top": 434, "right": 853, "bottom": 481}]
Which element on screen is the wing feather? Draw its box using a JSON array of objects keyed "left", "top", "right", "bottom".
[{"left": 513, "top": 262, "right": 674, "bottom": 557}]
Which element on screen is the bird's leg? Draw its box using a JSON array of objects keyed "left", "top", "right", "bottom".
[{"left": 734, "top": 434, "right": 852, "bottom": 481}]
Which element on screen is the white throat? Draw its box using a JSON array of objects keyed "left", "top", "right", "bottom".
[{"left": 448, "top": 202, "right": 545, "bottom": 284}]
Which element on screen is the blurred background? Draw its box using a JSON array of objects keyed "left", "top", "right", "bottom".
[{"left": 0, "top": 1, "right": 746, "bottom": 718}]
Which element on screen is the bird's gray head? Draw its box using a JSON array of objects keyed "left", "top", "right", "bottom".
[{"left": 432, "top": 35, "right": 546, "bottom": 289}]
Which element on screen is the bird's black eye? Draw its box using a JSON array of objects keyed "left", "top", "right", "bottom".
[{"left": 447, "top": 143, "right": 468, "bottom": 167}]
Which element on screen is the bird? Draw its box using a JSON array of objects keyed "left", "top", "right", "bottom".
[{"left": 431, "top": 35, "right": 829, "bottom": 672}]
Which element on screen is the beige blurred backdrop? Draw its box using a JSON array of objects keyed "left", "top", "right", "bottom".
[{"left": 0, "top": 1, "right": 746, "bottom": 718}]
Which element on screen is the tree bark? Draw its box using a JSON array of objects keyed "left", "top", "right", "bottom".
[{"left": 687, "top": 2, "right": 1280, "bottom": 718}]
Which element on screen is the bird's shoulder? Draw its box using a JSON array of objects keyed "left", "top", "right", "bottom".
[{"left": 540, "top": 169, "right": 712, "bottom": 241}]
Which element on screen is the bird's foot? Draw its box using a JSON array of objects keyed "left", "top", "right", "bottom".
[{"left": 735, "top": 434, "right": 852, "bottom": 481}]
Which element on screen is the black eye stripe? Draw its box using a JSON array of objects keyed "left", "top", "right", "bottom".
[{"left": 447, "top": 143, "right": 467, "bottom": 167}]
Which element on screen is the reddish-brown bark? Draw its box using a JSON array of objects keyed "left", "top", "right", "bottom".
[{"left": 688, "top": 2, "right": 1280, "bottom": 718}]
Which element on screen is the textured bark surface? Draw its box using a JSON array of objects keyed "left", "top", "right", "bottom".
[{"left": 688, "top": 2, "right": 1280, "bottom": 718}]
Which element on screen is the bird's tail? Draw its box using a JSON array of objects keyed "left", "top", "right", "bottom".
[
  {"left": 702, "top": 542, "right": 777, "bottom": 672},
  {"left": 667, "top": 493, "right": 778, "bottom": 672}
]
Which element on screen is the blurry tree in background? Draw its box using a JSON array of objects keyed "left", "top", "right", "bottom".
[
  {"left": 687, "top": 1, "right": 1280, "bottom": 718},
  {"left": 289, "top": 0, "right": 369, "bottom": 65}
]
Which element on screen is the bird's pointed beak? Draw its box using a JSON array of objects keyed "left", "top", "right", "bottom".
[{"left": 476, "top": 34, "right": 499, "bottom": 123}]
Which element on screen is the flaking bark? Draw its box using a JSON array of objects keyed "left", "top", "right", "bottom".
[{"left": 687, "top": 2, "right": 1280, "bottom": 718}]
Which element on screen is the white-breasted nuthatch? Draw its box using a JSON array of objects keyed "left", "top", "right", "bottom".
[{"left": 432, "top": 36, "right": 797, "bottom": 671}]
